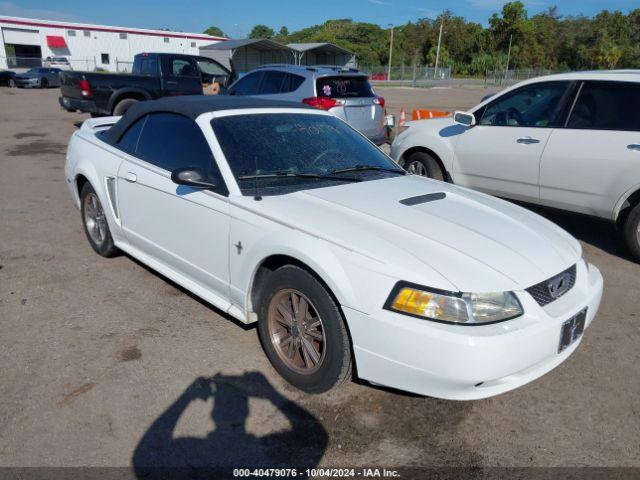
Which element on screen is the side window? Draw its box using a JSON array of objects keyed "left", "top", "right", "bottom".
[
  {"left": 259, "top": 71, "right": 288, "bottom": 94},
  {"left": 139, "top": 58, "right": 158, "bottom": 76},
  {"left": 286, "top": 73, "right": 305, "bottom": 93},
  {"left": 567, "top": 81, "right": 640, "bottom": 132},
  {"left": 479, "top": 82, "right": 569, "bottom": 127},
  {"left": 135, "top": 114, "right": 227, "bottom": 193},
  {"left": 171, "top": 59, "right": 198, "bottom": 77},
  {"left": 117, "top": 116, "right": 146, "bottom": 153},
  {"left": 229, "top": 72, "right": 263, "bottom": 96},
  {"left": 196, "top": 59, "right": 227, "bottom": 77}
]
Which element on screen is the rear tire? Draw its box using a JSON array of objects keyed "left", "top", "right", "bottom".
[
  {"left": 112, "top": 98, "right": 138, "bottom": 116},
  {"left": 40, "top": 78, "right": 48, "bottom": 89},
  {"left": 80, "top": 183, "right": 119, "bottom": 258},
  {"left": 623, "top": 203, "right": 640, "bottom": 261},
  {"left": 257, "top": 265, "right": 352, "bottom": 393},
  {"left": 404, "top": 151, "right": 445, "bottom": 181}
]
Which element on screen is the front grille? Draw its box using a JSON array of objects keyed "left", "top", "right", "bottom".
[{"left": 526, "top": 264, "right": 576, "bottom": 307}]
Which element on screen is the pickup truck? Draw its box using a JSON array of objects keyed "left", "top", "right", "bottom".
[{"left": 59, "top": 52, "right": 232, "bottom": 116}]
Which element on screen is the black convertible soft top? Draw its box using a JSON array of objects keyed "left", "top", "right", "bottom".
[{"left": 104, "top": 95, "right": 313, "bottom": 143}]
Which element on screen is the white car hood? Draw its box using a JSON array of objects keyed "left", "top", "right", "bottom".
[{"left": 254, "top": 175, "right": 581, "bottom": 292}]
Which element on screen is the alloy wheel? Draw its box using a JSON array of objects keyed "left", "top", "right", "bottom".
[
  {"left": 267, "top": 289, "right": 326, "bottom": 375},
  {"left": 83, "top": 192, "right": 107, "bottom": 246}
]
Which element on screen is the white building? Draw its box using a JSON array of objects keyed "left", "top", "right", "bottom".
[{"left": 0, "top": 16, "right": 225, "bottom": 71}]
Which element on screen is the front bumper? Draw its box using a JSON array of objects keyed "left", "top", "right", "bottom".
[
  {"left": 345, "top": 261, "right": 603, "bottom": 400},
  {"left": 59, "top": 95, "right": 102, "bottom": 114},
  {"left": 15, "top": 78, "right": 40, "bottom": 88}
]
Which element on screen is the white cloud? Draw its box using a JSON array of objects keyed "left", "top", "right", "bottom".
[
  {"left": 368, "top": 0, "right": 391, "bottom": 5},
  {"left": 417, "top": 7, "right": 439, "bottom": 18},
  {"left": 0, "top": 1, "right": 80, "bottom": 22}
]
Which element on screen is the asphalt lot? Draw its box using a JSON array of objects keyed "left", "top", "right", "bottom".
[{"left": 0, "top": 86, "right": 639, "bottom": 475}]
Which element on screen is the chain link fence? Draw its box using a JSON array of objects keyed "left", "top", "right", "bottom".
[
  {"left": 1, "top": 56, "right": 97, "bottom": 71},
  {"left": 359, "top": 64, "right": 451, "bottom": 87},
  {"left": 484, "top": 69, "right": 568, "bottom": 86},
  {"left": 2, "top": 56, "right": 42, "bottom": 69},
  {"left": 116, "top": 60, "right": 134, "bottom": 73}
]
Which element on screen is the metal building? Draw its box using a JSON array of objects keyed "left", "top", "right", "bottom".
[
  {"left": 0, "top": 16, "right": 225, "bottom": 71},
  {"left": 199, "top": 38, "right": 295, "bottom": 76},
  {"left": 288, "top": 43, "right": 356, "bottom": 68}
]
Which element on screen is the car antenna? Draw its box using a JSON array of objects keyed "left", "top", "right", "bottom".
[{"left": 253, "top": 156, "right": 262, "bottom": 201}]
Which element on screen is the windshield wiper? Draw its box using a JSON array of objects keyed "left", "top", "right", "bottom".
[
  {"left": 238, "top": 171, "right": 362, "bottom": 182},
  {"left": 330, "top": 165, "right": 406, "bottom": 175}
]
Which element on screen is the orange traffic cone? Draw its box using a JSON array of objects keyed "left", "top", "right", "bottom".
[{"left": 399, "top": 108, "right": 406, "bottom": 127}]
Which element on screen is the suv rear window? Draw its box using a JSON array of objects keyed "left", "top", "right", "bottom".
[{"left": 316, "top": 76, "right": 374, "bottom": 98}]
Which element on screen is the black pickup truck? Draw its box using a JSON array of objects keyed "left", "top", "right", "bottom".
[{"left": 59, "top": 52, "right": 232, "bottom": 116}]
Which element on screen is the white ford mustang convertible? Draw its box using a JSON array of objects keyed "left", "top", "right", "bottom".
[{"left": 64, "top": 96, "right": 603, "bottom": 399}]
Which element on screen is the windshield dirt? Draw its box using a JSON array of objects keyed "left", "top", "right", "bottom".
[{"left": 211, "top": 113, "right": 401, "bottom": 196}]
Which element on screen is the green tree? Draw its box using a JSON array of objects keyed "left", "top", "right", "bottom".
[
  {"left": 203, "top": 26, "right": 225, "bottom": 37},
  {"left": 249, "top": 25, "right": 275, "bottom": 39},
  {"left": 279, "top": 26, "right": 289, "bottom": 36}
]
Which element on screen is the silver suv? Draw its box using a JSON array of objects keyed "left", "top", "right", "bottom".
[{"left": 227, "top": 64, "right": 388, "bottom": 145}]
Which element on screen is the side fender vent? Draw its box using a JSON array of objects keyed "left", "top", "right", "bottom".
[
  {"left": 104, "top": 176, "right": 119, "bottom": 219},
  {"left": 400, "top": 192, "right": 446, "bottom": 206}
]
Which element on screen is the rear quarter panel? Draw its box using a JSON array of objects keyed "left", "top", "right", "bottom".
[{"left": 65, "top": 128, "right": 126, "bottom": 243}]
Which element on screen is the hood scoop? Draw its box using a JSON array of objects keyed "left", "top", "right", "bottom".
[{"left": 400, "top": 192, "right": 446, "bottom": 206}]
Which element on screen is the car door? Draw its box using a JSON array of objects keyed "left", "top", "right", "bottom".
[
  {"left": 539, "top": 80, "right": 640, "bottom": 218},
  {"left": 160, "top": 56, "right": 202, "bottom": 96},
  {"left": 452, "top": 81, "right": 572, "bottom": 202},
  {"left": 115, "top": 113, "right": 231, "bottom": 301}
]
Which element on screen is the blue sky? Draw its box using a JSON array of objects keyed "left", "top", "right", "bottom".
[{"left": 0, "top": 0, "right": 637, "bottom": 36}]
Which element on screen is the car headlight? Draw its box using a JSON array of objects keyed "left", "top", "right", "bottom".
[{"left": 385, "top": 283, "right": 523, "bottom": 325}]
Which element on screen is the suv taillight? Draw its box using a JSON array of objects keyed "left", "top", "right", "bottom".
[
  {"left": 373, "top": 96, "right": 385, "bottom": 108},
  {"left": 79, "top": 79, "right": 91, "bottom": 98},
  {"left": 303, "top": 96, "right": 345, "bottom": 110}
]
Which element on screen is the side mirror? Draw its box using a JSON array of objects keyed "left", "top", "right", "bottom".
[
  {"left": 170, "top": 167, "right": 216, "bottom": 189},
  {"left": 453, "top": 111, "right": 476, "bottom": 127}
]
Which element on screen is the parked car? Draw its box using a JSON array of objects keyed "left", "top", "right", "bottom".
[
  {"left": 227, "top": 65, "right": 388, "bottom": 145},
  {"left": 391, "top": 71, "right": 640, "bottom": 259},
  {"left": 59, "top": 52, "right": 232, "bottom": 117},
  {"left": 64, "top": 95, "right": 602, "bottom": 399},
  {"left": 0, "top": 70, "right": 16, "bottom": 87},
  {"left": 14, "top": 67, "right": 62, "bottom": 88},
  {"left": 44, "top": 56, "right": 72, "bottom": 70}
]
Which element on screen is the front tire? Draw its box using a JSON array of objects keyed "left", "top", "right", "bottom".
[
  {"left": 80, "top": 183, "right": 119, "bottom": 257},
  {"left": 40, "top": 78, "right": 48, "bottom": 89},
  {"left": 404, "top": 151, "right": 445, "bottom": 181},
  {"left": 257, "top": 265, "right": 352, "bottom": 393},
  {"left": 623, "top": 203, "right": 640, "bottom": 261}
]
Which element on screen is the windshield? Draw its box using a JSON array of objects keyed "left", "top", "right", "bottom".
[
  {"left": 27, "top": 68, "right": 45, "bottom": 74},
  {"left": 211, "top": 113, "right": 401, "bottom": 196}
]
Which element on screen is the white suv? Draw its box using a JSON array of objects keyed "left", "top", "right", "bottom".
[{"left": 391, "top": 71, "right": 640, "bottom": 259}]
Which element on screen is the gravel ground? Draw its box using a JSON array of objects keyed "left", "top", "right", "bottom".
[{"left": 0, "top": 86, "right": 638, "bottom": 477}]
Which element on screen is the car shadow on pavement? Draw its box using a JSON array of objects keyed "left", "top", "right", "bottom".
[
  {"left": 123, "top": 253, "right": 255, "bottom": 331},
  {"left": 132, "top": 371, "right": 328, "bottom": 479}
]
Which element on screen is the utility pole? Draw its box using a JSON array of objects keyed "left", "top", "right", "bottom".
[
  {"left": 387, "top": 24, "right": 394, "bottom": 81},
  {"left": 504, "top": 34, "right": 512, "bottom": 83},
  {"left": 434, "top": 19, "right": 443, "bottom": 79}
]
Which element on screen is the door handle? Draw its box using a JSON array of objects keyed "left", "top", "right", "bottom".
[
  {"left": 166, "top": 80, "right": 178, "bottom": 85},
  {"left": 124, "top": 172, "right": 137, "bottom": 183},
  {"left": 517, "top": 137, "right": 540, "bottom": 144},
  {"left": 628, "top": 144, "right": 640, "bottom": 151}
]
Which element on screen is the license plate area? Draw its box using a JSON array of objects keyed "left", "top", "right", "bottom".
[{"left": 559, "top": 308, "right": 587, "bottom": 353}]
